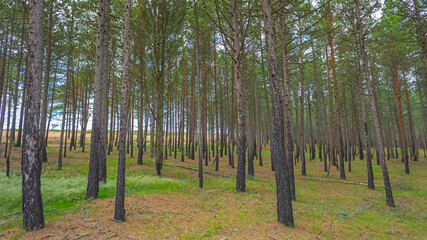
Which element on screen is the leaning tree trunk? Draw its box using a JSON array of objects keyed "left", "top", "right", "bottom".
[
  {"left": 355, "top": 0, "right": 394, "bottom": 207},
  {"left": 352, "top": 31, "right": 374, "bottom": 189}
]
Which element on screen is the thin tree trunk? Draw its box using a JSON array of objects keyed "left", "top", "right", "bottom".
[
  {"left": 355, "top": 0, "right": 394, "bottom": 206},
  {"left": 279, "top": 8, "right": 295, "bottom": 200},
  {"left": 328, "top": 12, "right": 346, "bottom": 180},
  {"left": 351, "top": 28, "right": 375, "bottom": 188},
  {"left": 114, "top": 0, "right": 130, "bottom": 221},
  {"left": 58, "top": 7, "right": 74, "bottom": 169},
  {"left": 298, "top": 18, "right": 306, "bottom": 176},
  {"left": 392, "top": 62, "right": 409, "bottom": 174},
  {"left": 39, "top": 0, "right": 54, "bottom": 163},
  {"left": 231, "top": 0, "right": 246, "bottom": 192}
]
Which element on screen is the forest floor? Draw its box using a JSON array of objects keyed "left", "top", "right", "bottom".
[{"left": 0, "top": 135, "right": 426, "bottom": 239}]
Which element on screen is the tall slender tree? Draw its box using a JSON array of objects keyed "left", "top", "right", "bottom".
[{"left": 22, "top": 0, "right": 44, "bottom": 231}]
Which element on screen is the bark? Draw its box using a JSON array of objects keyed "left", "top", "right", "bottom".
[
  {"left": 403, "top": 72, "right": 417, "bottom": 161},
  {"left": 108, "top": 56, "right": 116, "bottom": 156},
  {"left": 231, "top": 0, "right": 247, "bottom": 192},
  {"left": 355, "top": 0, "right": 394, "bottom": 206},
  {"left": 69, "top": 56, "right": 79, "bottom": 152},
  {"left": 260, "top": 34, "right": 271, "bottom": 145},
  {"left": 298, "top": 18, "right": 306, "bottom": 176},
  {"left": 180, "top": 36, "right": 185, "bottom": 162},
  {"left": 262, "top": 0, "right": 294, "bottom": 226},
  {"left": 352, "top": 31, "right": 374, "bottom": 189},
  {"left": 99, "top": 0, "right": 111, "bottom": 183},
  {"left": 411, "top": 0, "right": 427, "bottom": 104},
  {"left": 392, "top": 62, "right": 409, "bottom": 174},
  {"left": 279, "top": 8, "right": 295, "bottom": 200},
  {"left": 194, "top": 1, "right": 203, "bottom": 187},
  {"left": 214, "top": 36, "right": 219, "bottom": 171},
  {"left": 22, "top": 0, "right": 44, "bottom": 230},
  {"left": 325, "top": 40, "right": 335, "bottom": 170},
  {"left": 114, "top": 0, "right": 130, "bottom": 221},
  {"left": 87, "top": 0, "right": 110, "bottom": 199},
  {"left": 58, "top": 7, "right": 74, "bottom": 170},
  {"left": 328, "top": 13, "right": 346, "bottom": 180},
  {"left": 137, "top": 50, "right": 145, "bottom": 165},
  {"left": 38, "top": 0, "right": 54, "bottom": 163}
]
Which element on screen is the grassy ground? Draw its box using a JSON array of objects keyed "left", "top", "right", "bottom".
[{"left": 0, "top": 137, "right": 426, "bottom": 239}]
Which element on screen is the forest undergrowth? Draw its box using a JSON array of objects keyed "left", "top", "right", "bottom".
[{"left": 0, "top": 136, "right": 426, "bottom": 239}]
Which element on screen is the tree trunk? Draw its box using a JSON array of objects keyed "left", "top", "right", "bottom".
[
  {"left": 87, "top": 0, "right": 110, "bottom": 199},
  {"left": 298, "top": 18, "right": 306, "bottom": 176},
  {"left": 114, "top": 0, "right": 130, "bottom": 221},
  {"left": 328, "top": 12, "right": 346, "bottom": 180},
  {"left": 58, "top": 8, "right": 74, "bottom": 169},
  {"left": 403, "top": 72, "right": 417, "bottom": 161},
  {"left": 22, "top": 0, "right": 44, "bottom": 230},
  {"left": 262, "top": 0, "right": 294, "bottom": 226},
  {"left": 231, "top": 0, "right": 246, "bottom": 192},
  {"left": 351, "top": 30, "right": 374, "bottom": 188},
  {"left": 392, "top": 62, "right": 409, "bottom": 174},
  {"left": 39, "top": 0, "right": 54, "bottom": 163},
  {"left": 355, "top": 0, "right": 394, "bottom": 206},
  {"left": 279, "top": 8, "right": 295, "bottom": 200}
]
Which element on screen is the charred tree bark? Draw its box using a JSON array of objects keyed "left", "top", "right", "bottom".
[{"left": 262, "top": 0, "right": 294, "bottom": 226}]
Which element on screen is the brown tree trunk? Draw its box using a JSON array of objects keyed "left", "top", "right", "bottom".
[
  {"left": 403, "top": 71, "right": 417, "bottom": 161},
  {"left": 392, "top": 62, "right": 409, "bottom": 174}
]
